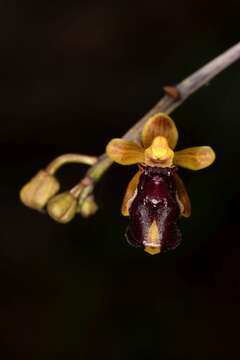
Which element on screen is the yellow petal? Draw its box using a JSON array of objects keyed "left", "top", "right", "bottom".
[
  {"left": 174, "top": 174, "right": 191, "bottom": 218},
  {"left": 142, "top": 113, "right": 178, "bottom": 149},
  {"left": 121, "top": 170, "right": 142, "bottom": 216},
  {"left": 174, "top": 146, "right": 216, "bottom": 170},
  {"left": 106, "top": 139, "right": 144, "bottom": 165}
]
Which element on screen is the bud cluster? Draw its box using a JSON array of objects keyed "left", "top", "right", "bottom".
[{"left": 19, "top": 155, "right": 98, "bottom": 223}]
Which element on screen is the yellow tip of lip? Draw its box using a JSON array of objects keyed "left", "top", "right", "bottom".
[{"left": 144, "top": 246, "right": 161, "bottom": 255}]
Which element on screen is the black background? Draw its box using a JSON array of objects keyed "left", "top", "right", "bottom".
[{"left": 1, "top": 0, "right": 240, "bottom": 358}]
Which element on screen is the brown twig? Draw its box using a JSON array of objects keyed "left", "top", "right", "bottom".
[{"left": 77, "top": 42, "right": 240, "bottom": 205}]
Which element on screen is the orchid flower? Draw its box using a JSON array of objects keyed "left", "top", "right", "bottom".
[{"left": 106, "top": 113, "right": 215, "bottom": 255}]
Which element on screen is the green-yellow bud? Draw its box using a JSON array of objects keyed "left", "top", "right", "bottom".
[
  {"left": 47, "top": 192, "right": 77, "bottom": 223},
  {"left": 20, "top": 170, "right": 60, "bottom": 210},
  {"left": 79, "top": 195, "right": 98, "bottom": 218}
]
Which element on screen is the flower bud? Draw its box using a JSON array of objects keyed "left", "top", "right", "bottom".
[
  {"left": 20, "top": 170, "right": 60, "bottom": 210},
  {"left": 79, "top": 195, "right": 98, "bottom": 218},
  {"left": 47, "top": 192, "right": 77, "bottom": 223}
]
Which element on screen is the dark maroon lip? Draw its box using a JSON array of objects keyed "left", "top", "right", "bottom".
[
  {"left": 125, "top": 166, "right": 182, "bottom": 252},
  {"left": 140, "top": 165, "right": 178, "bottom": 175}
]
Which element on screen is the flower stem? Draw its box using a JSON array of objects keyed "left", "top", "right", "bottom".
[
  {"left": 124, "top": 41, "right": 240, "bottom": 141},
  {"left": 69, "top": 155, "right": 113, "bottom": 209},
  {"left": 46, "top": 153, "right": 97, "bottom": 175}
]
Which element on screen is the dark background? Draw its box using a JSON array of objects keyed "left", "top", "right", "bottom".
[{"left": 1, "top": 0, "right": 240, "bottom": 358}]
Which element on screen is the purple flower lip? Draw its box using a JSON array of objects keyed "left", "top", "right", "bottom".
[{"left": 126, "top": 166, "right": 182, "bottom": 253}]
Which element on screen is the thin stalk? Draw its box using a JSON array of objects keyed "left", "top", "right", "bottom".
[{"left": 46, "top": 153, "right": 97, "bottom": 175}]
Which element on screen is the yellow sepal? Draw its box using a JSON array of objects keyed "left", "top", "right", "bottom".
[{"left": 142, "top": 112, "right": 178, "bottom": 149}]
